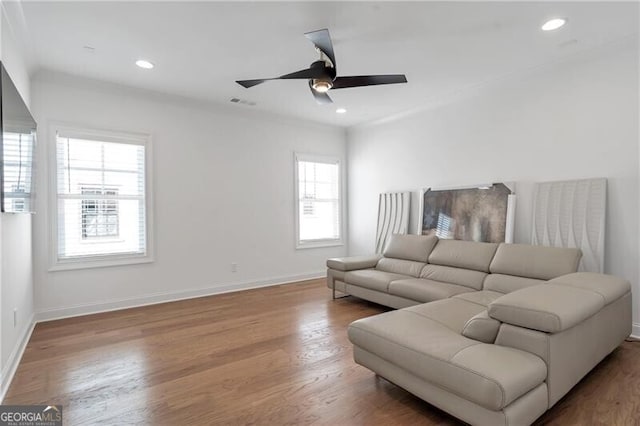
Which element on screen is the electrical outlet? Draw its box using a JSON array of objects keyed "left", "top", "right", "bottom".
[
  {"left": 231, "top": 263, "right": 238, "bottom": 273},
  {"left": 13, "top": 309, "right": 17, "bottom": 328}
]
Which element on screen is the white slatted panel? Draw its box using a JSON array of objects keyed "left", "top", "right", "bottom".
[
  {"left": 375, "top": 192, "right": 410, "bottom": 253},
  {"left": 531, "top": 178, "right": 606, "bottom": 273}
]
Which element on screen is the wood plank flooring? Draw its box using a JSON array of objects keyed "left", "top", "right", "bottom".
[{"left": 4, "top": 279, "right": 640, "bottom": 425}]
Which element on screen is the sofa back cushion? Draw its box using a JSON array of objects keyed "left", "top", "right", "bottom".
[
  {"left": 419, "top": 264, "right": 486, "bottom": 290},
  {"left": 428, "top": 239, "right": 499, "bottom": 273},
  {"left": 488, "top": 284, "right": 604, "bottom": 333},
  {"left": 489, "top": 243, "right": 582, "bottom": 281},
  {"left": 383, "top": 234, "right": 438, "bottom": 263},
  {"left": 376, "top": 258, "right": 425, "bottom": 277}
]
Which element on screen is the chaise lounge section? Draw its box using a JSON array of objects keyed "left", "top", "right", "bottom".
[{"left": 327, "top": 235, "right": 631, "bottom": 425}]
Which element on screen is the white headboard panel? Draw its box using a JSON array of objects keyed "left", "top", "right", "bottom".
[
  {"left": 375, "top": 192, "right": 411, "bottom": 254},
  {"left": 531, "top": 178, "right": 606, "bottom": 273}
]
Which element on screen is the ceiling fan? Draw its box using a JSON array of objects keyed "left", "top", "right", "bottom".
[{"left": 236, "top": 29, "right": 408, "bottom": 104}]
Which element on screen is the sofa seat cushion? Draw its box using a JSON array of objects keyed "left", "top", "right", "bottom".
[
  {"left": 344, "top": 269, "right": 410, "bottom": 292},
  {"left": 454, "top": 290, "right": 505, "bottom": 307},
  {"left": 376, "top": 258, "right": 426, "bottom": 277},
  {"left": 404, "top": 298, "right": 486, "bottom": 333},
  {"left": 419, "top": 264, "right": 487, "bottom": 290},
  {"left": 483, "top": 274, "right": 545, "bottom": 294},
  {"left": 388, "top": 278, "right": 473, "bottom": 303},
  {"left": 348, "top": 310, "right": 547, "bottom": 411}
]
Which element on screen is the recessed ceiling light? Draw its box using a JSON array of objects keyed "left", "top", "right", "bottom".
[
  {"left": 135, "top": 59, "right": 154, "bottom": 69},
  {"left": 336, "top": 108, "right": 347, "bottom": 114},
  {"left": 541, "top": 18, "right": 567, "bottom": 31}
]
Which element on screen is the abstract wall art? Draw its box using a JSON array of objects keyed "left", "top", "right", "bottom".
[{"left": 418, "top": 183, "right": 515, "bottom": 243}]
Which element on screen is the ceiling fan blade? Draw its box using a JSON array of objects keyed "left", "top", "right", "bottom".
[
  {"left": 238, "top": 63, "right": 328, "bottom": 88},
  {"left": 331, "top": 75, "right": 408, "bottom": 89},
  {"left": 304, "top": 29, "right": 336, "bottom": 68},
  {"left": 309, "top": 81, "right": 333, "bottom": 105},
  {"left": 236, "top": 79, "right": 271, "bottom": 88},
  {"left": 279, "top": 66, "right": 326, "bottom": 80}
]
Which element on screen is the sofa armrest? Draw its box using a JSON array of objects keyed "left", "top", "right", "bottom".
[
  {"left": 326, "top": 255, "right": 382, "bottom": 271},
  {"left": 462, "top": 310, "right": 501, "bottom": 343},
  {"left": 488, "top": 284, "right": 605, "bottom": 333}
]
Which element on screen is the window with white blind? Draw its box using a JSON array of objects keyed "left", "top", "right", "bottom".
[
  {"left": 52, "top": 127, "right": 153, "bottom": 269},
  {"left": 294, "top": 154, "right": 342, "bottom": 248},
  {"left": 2, "top": 128, "right": 35, "bottom": 213}
]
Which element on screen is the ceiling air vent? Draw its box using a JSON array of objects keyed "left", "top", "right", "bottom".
[{"left": 230, "top": 98, "right": 256, "bottom": 106}]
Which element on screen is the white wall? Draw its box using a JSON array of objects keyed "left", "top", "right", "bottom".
[
  {"left": 31, "top": 72, "right": 347, "bottom": 318},
  {"left": 0, "top": 0, "right": 35, "bottom": 397},
  {"left": 348, "top": 39, "right": 639, "bottom": 326}
]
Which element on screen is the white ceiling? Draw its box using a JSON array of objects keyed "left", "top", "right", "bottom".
[{"left": 15, "top": 1, "right": 639, "bottom": 127}]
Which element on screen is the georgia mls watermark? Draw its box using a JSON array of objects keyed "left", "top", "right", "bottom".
[{"left": 0, "top": 405, "right": 62, "bottom": 426}]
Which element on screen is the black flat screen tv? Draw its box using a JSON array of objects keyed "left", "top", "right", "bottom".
[{"left": 0, "top": 62, "right": 36, "bottom": 213}]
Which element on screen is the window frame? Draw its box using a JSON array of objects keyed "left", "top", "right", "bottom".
[
  {"left": 294, "top": 152, "right": 344, "bottom": 249},
  {"left": 49, "top": 124, "right": 155, "bottom": 271}
]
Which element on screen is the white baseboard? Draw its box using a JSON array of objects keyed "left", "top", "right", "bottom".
[
  {"left": 36, "top": 271, "right": 326, "bottom": 323},
  {"left": 631, "top": 323, "right": 640, "bottom": 340},
  {"left": 0, "top": 313, "right": 36, "bottom": 403}
]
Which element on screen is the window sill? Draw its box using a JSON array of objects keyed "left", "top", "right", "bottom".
[
  {"left": 49, "top": 254, "right": 154, "bottom": 272},
  {"left": 296, "top": 240, "right": 344, "bottom": 250}
]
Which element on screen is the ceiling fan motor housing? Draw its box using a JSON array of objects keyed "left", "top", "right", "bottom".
[{"left": 310, "top": 60, "right": 336, "bottom": 92}]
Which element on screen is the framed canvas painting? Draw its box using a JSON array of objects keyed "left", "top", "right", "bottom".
[{"left": 418, "top": 183, "right": 515, "bottom": 243}]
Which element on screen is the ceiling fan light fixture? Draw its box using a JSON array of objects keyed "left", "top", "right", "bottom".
[{"left": 312, "top": 78, "right": 333, "bottom": 93}]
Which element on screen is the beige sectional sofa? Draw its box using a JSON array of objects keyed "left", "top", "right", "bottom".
[{"left": 326, "top": 234, "right": 631, "bottom": 426}]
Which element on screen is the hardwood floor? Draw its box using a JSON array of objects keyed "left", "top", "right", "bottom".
[{"left": 4, "top": 279, "right": 640, "bottom": 425}]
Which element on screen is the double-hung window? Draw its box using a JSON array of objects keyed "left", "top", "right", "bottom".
[
  {"left": 294, "top": 154, "right": 342, "bottom": 248},
  {"left": 53, "top": 127, "right": 153, "bottom": 269}
]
